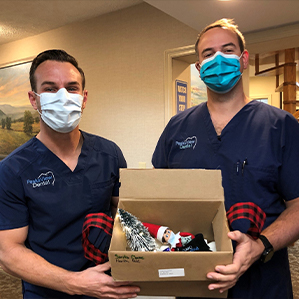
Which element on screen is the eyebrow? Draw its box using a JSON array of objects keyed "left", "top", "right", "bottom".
[
  {"left": 201, "top": 42, "right": 237, "bottom": 55},
  {"left": 222, "top": 42, "right": 237, "bottom": 49},
  {"left": 41, "top": 81, "right": 56, "bottom": 86},
  {"left": 40, "top": 81, "right": 80, "bottom": 86},
  {"left": 66, "top": 81, "right": 81, "bottom": 86}
]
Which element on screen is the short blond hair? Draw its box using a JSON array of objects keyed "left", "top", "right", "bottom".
[{"left": 195, "top": 18, "right": 245, "bottom": 58}]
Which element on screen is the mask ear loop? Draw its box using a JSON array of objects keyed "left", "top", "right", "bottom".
[
  {"left": 80, "top": 90, "right": 87, "bottom": 116},
  {"left": 80, "top": 94, "right": 84, "bottom": 115},
  {"left": 195, "top": 61, "right": 201, "bottom": 72},
  {"left": 238, "top": 52, "right": 244, "bottom": 79},
  {"left": 33, "top": 91, "right": 43, "bottom": 116}
]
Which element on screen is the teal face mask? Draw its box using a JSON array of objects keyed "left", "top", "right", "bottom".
[{"left": 200, "top": 51, "right": 242, "bottom": 94}]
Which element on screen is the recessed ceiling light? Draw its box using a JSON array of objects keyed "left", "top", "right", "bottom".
[{"left": 0, "top": 24, "right": 16, "bottom": 36}]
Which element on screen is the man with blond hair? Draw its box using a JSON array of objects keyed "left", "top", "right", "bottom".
[{"left": 153, "top": 19, "right": 299, "bottom": 298}]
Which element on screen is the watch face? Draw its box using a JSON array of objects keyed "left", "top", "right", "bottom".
[{"left": 263, "top": 248, "right": 274, "bottom": 263}]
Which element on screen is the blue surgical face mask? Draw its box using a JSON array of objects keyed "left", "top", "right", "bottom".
[{"left": 199, "top": 51, "right": 243, "bottom": 94}]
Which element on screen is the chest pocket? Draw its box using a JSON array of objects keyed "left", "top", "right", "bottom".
[
  {"left": 231, "top": 163, "right": 277, "bottom": 210},
  {"left": 89, "top": 179, "right": 115, "bottom": 213}
]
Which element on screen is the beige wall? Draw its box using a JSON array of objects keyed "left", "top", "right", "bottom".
[
  {"left": 0, "top": 3, "right": 198, "bottom": 168},
  {"left": 249, "top": 76, "right": 281, "bottom": 108}
]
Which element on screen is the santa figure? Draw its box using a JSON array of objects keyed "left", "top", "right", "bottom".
[{"left": 142, "top": 222, "right": 195, "bottom": 250}]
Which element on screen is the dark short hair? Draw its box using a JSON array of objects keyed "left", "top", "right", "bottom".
[
  {"left": 29, "top": 49, "right": 85, "bottom": 91},
  {"left": 195, "top": 18, "right": 245, "bottom": 58}
]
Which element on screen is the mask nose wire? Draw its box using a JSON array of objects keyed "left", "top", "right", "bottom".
[
  {"left": 33, "top": 89, "right": 85, "bottom": 115},
  {"left": 200, "top": 51, "right": 244, "bottom": 67},
  {"left": 199, "top": 51, "right": 221, "bottom": 67}
]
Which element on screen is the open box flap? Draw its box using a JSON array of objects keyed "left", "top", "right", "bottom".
[{"left": 120, "top": 169, "right": 224, "bottom": 200}]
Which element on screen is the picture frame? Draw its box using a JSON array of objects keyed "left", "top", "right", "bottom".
[{"left": 0, "top": 57, "right": 39, "bottom": 160}]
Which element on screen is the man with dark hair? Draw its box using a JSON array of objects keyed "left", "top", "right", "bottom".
[
  {"left": 0, "top": 49, "right": 140, "bottom": 299},
  {"left": 29, "top": 49, "right": 86, "bottom": 91},
  {"left": 152, "top": 19, "right": 299, "bottom": 298}
]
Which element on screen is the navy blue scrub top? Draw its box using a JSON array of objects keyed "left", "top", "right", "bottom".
[
  {"left": 0, "top": 131, "right": 126, "bottom": 299},
  {"left": 153, "top": 101, "right": 299, "bottom": 229},
  {"left": 152, "top": 101, "right": 299, "bottom": 299}
]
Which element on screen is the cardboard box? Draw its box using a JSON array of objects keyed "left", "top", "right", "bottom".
[{"left": 109, "top": 169, "right": 233, "bottom": 298}]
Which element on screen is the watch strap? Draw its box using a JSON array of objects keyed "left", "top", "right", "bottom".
[
  {"left": 258, "top": 235, "right": 274, "bottom": 263},
  {"left": 258, "top": 235, "right": 272, "bottom": 249}
]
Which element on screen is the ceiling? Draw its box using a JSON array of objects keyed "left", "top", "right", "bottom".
[
  {"left": 143, "top": 0, "right": 299, "bottom": 34},
  {"left": 0, "top": 0, "right": 299, "bottom": 46},
  {"left": 0, "top": 0, "right": 142, "bottom": 45}
]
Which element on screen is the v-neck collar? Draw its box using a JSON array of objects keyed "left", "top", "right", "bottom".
[
  {"left": 32, "top": 130, "right": 92, "bottom": 174},
  {"left": 202, "top": 101, "right": 256, "bottom": 144}
]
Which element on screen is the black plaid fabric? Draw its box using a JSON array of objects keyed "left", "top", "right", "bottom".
[
  {"left": 82, "top": 213, "right": 114, "bottom": 265},
  {"left": 226, "top": 202, "right": 266, "bottom": 239}
]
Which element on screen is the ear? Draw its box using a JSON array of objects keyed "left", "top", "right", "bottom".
[
  {"left": 195, "top": 61, "right": 201, "bottom": 72},
  {"left": 28, "top": 91, "right": 38, "bottom": 110},
  {"left": 241, "top": 50, "right": 249, "bottom": 70},
  {"left": 82, "top": 90, "right": 88, "bottom": 110}
]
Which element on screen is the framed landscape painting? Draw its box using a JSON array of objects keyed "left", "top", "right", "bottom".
[
  {"left": 190, "top": 63, "right": 207, "bottom": 107},
  {"left": 0, "top": 58, "right": 39, "bottom": 159}
]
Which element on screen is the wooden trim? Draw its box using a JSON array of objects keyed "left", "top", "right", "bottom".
[
  {"left": 293, "top": 110, "right": 299, "bottom": 121},
  {"left": 164, "top": 45, "right": 195, "bottom": 125}
]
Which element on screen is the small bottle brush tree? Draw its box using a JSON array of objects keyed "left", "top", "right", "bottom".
[{"left": 118, "top": 208, "right": 157, "bottom": 251}]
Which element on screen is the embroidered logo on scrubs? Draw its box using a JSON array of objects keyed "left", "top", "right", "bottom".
[
  {"left": 175, "top": 136, "right": 197, "bottom": 150},
  {"left": 26, "top": 171, "right": 55, "bottom": 188}
]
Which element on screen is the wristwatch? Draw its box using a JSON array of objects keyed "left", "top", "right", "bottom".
[{"left": 258, "top": 235, "right": 274, "bottom": 263}]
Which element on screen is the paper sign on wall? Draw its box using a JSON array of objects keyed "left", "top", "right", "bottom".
[{"left": 176, "top": 80, "right": 187, "bottom": 114}]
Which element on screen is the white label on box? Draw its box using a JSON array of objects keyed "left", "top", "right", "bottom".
[{"left": 158, "top": 268, "right": 185, "bottom": 278}]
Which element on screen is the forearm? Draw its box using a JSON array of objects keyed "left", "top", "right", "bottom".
[
  {"left": 261, "top": 197, "right": 299, "bottom": 251},
  {"left": 111, "top": 196, "right": 119, "bottom": 219},
  {"left": 208, "top": 198, "right": 299, "bottom": 293},
  {"left": 238, "top": 197, "right": 299, "bottom": 268},
  {"left": 0, "top": 244, "right": 78, "bottom": 295}
]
